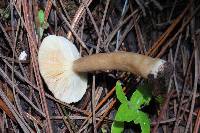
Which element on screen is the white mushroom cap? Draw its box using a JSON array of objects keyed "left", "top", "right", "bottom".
[{"left": 38, "top": 35, "right": 87, "bottom": 103}]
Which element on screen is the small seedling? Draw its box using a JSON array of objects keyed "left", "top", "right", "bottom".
[
  {"left": 37, "top": 9, "right": 48, "bottom": 38},
  {"left": 111, "top": 81, "right": 152, "bottom": 133}
]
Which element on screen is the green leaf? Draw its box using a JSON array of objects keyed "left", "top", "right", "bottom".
[
  {"left": 112, "top": 81, "right": 152, "bottom": 133},
  {"left": 115, "top": 103, "right": 137, "bottom": 122},
  {"left": 130, "top": 84, "right": 152, "bottom": 109},
  {"left": 114, "top": 104, "right": 150, "bottom": 133},
  {"left": 133, "top": 111, "right": 150, "bottom": 133},
  {"left": 111, "top": 121, "right": 124, "bottom": 133},
  {"left": 115, "top": 81, "right": 128, "bottom": 104},
  {"left": 38, "top": 10, "right": 45, "bottom": 25}
]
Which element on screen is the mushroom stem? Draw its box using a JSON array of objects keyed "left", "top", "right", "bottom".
[{"left": 73, "top": 52, "right": 172, "bottom": 79}]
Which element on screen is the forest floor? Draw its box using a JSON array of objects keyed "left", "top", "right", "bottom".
[{"left": 0, "top": 0, "right": 199, "bottom": 132}]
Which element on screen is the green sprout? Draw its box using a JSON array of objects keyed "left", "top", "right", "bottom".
[
  {"left": 38, "top": 9, "right": 45, "bottom": 26},
  {"left": 37, "top": 9, "right": 48, "bottom": 38},
  {"left": 111, "top": 81, "right": 152, "bottom": 133}
]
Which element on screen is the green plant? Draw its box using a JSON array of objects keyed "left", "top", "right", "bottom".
[
  {"left": 38, "top": 9, "right": 45, "bottom": 26},
  {"left": 111, "top": 81, "right": 152, "bottom": 133},
  {"left": 37, "top": 9, "right": 48, "bottom": 38}
]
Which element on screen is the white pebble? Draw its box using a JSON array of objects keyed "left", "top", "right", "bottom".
[{"left": 19, "top": 51, "right": 27, "bottom": 61}]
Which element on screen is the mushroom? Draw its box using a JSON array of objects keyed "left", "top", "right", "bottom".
[{"left": 38, "top": 35, "right": 172, "bottom": 103}]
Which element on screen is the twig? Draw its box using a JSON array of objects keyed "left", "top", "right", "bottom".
[
  {"left": 21, "top": 1, "right": 53, "bottom": 132},
  {"left": 168, "top": 0, "right": 178, "bottom": 21},
  {"left": 67, "top": 0, "right": 93, "bottom": 40},
  {"left": 115, "top": 0, "right": 128, "bottom": 51},
  {"left": 46, "top": 94, "right": 90, "bottom": 115},
  {"left": 193, "top": 109, "right": 200, "bottom": 133},
  {"left": 146, "top": 2, "right": 192, "bottom": 57},
  {"left": 92, "top": 76, "right": 97, "bottom": 133},
  {"left": 44, "top": 0, "right": 53, "bottom": 23},
  {"left": 79, "top": 86, "right": 126, "bottom": 132},
  {"left": 133, "top": 13, "right": 145, "bottom": 54},
  {"left": 151, "top": 0, "right": 163, "bottom": 11},
  {"left": 135, "top": 0, "right": 146, "bottom": 16},
  {"left": 78, "top": 85, "right": 116, "bottom": 131},
  {"left": 0, "top": 69, "right": 33, "bottom": 133},
  {"left": 152, "top": 117, "right": 176, "bottom": 125},
  {"left": 0, "top": 98, "right": 15, "bottom": 122},
  {"left": 56, "top": 103, "right": 75, "bottom": 133},
  {"left": 116, "top": 18, "right": 135, "bottom": 51},
  {"left": 157, "top": 4, "right": 200, "bottom": 58},
  {"left": 152, "top": 91, "right": 174, "bottom": 133},
  {"left": 96, "top": 99, "right": 116, "bottom": 128},
  {"left": 83, "top": 1, "right": 101, "bottom": 39},
  {"left": 184, "top": 37, "right": 199, "bottom": 133},
  {"left": 96, "top": 0, "right": 111, "bottom": 53},
  {"left": 173, "top": 47, "right": 195, "bottom": 132},
  {"left": 105, "top": 10, "right": 138, "bottom": 49},
  {"left": 10, "top": 1, "right": 25, "bottom": 126},
  {"left": 0, "top": 65, "right": 45, "bottom": 117},
  {"left": 50, "top": 0, "right": 89, "bottom": 52},
  {"left": 58, "top": 0, "right": 71, "bottom": 22}
]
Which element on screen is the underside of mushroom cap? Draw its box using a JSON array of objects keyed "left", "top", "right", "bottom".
[{"left": 38, "top": 35, "right": 88, "bottom": 103}]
